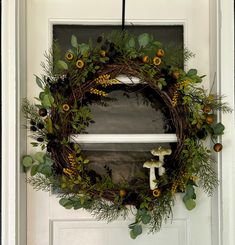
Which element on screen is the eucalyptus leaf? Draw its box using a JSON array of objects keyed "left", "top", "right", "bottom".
[
  {"left": 138, "top": 33, "right": 150, "bottom": 48},
  {"left": 184, "top": 198, "right": 196, "bottom": 210},
  {"left": 133, "top": 224, "right": 142, "bottom": 236},
  {"left": 42, "top": 94, "right": 54, "bottom": 108},
  {"left": 57, "top": 60, "right": 68, "bottom": 70},
  {"left": 59, "top": 198, "right": 73, "bottom": 209},
  {"left": 22, "top": 155, "right": 33, "bottom": 168},
  {"left": 79, "top": 43, "right": 90, "bottom": 56},
  {"left": 34, "top": 152, "right": 45, "bottom": 163},
  {"left": 187, "top": 69, "right": 197, "bottom": 76},
  {"left": 141, "top": 213, "right": 151, "bottom": 224},
  {"left": 35, "top": 76, "right": 44, "bottom": 89},
  {"left": 130, "top": 230, "right": 137, "bottom": 239},
  {"left": 30, "top": 164, "right": 39, "bottom": 176},
  {"left": 212, "top": 123, "right": 225, "bottom": 135},
  {"left": 71, "top": 35, "right": 78, "bottom": 48}
]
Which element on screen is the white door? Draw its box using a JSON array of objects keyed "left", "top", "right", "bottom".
[{"left": 26, "top": 1, "right": 215, "bottom": 245}]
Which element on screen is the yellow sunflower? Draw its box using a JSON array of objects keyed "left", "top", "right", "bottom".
[
  {"left": 65, "top": 51, "right": 74, "bottom": 61},
  {"left": 76, "top": 59, "right": 84, "bottom": 69},
  {"left": 153, "top": 56, "right": 161, "bottom": 66},
  {"left": 152, "top": 188, "right": 161, "bottom": 197},
  {"left": 62, "top": 104, "right": 70, "bottom": 112}
]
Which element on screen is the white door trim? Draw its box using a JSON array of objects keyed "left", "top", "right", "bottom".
[{"left": 1, "top": 1, "right": 234, "bottom": 245}]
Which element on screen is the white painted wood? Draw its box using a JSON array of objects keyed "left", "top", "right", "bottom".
[
  {"left": 25, "top": 1, "right": 213, "bottom": 245},
  {"left": 71, "top": 134, "right": 177, "bottom": 143},
  {"left": 2, "top": 0, "right": 27, "bottom": 245},
  {"left": 2, "top": 0, "right": 234, "bottom": 245},
  {"left": 51, "top": 219, "right": 188, "bottom": 245},
  {"left": 219, "top": 1, "right": 235, "bottom": 245}
]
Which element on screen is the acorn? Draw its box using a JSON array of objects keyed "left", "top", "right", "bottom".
[
  {"left": 213, "top": 143, "right": 223, "bottom": 152},
  {"left": 119, "top": 189, "right": 127, "bottom": 198},
  {"left": 203, "top": 105, "right": 212, "bottom": 113},
  {"left": 142, "top": 55, "right": 149, "bottom": 63},
  {"left": 38, "top": 108, "right": 47, "bottom": 117},
  {"left": 206, "top": 114, "right": 214, "bottom": 124},
  {"left": 156, "top": 49, "right": 165, "bottom": 57}
]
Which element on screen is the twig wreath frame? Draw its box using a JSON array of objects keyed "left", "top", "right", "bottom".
[{"left": 22, "top": 31, "right": 231, "bottom": 239}]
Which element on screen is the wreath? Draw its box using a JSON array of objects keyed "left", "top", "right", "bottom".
[{"left": 22, "top": 32, "right": 231, "bottom": 239}]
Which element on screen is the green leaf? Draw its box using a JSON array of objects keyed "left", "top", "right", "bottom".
[
  {"left": 40, "top": 164, "right": 52, "bottom": 177},
  {"left": 71, "top": 35, "right": 78, "bottom": 48},
  {"left": 22, "top": 155, "right": 33, "bottom": 168},
  {"left": 130, "top": 230, "right": 137, "bottom": 239},
  {"left": 184, "top": 198, "right": 196, "bottom": 210},
  {"left": 35, "top": 76, "right": 44, "bottom": 89},
  {"left": 34, "top": 152, "right": 45, "bottom": 163},
  {"left": 42, "top": 94, "right": 54, "bottom": 108},
  {"left": 185, "top": 184, "right": 195, "bottom": 197},
  {"left": 30, "top": 164, "right": 39, "bottom": 176},
  {"left": 212, "top": 123, "right": 225, "bottom": 135},
  {"left": 133, "top": 224, "right": 142, "bottom": 236},
  {"left": 138, "top": 33, "right": 150, "bottom": 47},
  {"left": 79, "top": 43, "right": 90, "bottom": 56},
  {"left": 59, "top": 198, "right": 73, "bottom": 209},
  {"left": 141, "top": 213, "right": 151, "bottom": 224},
  {"left": 126, "top": 37, "right": 135, "bottom": 49},
  {"left": 57, "top": 60, "right": 68, "bottom": 70},
  {"left": 187, "top": 69, "right": 197, "bottom": 76}
]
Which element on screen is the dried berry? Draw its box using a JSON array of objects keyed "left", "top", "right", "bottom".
[
  {"left": 38, "top": 108, "right": 47, "bottom": 117},
  {"left": 213, "top": 143, "right": 223, "bottom": 152},
  {"left": 30, "top": 126, "right": 37, "bottom": 132},
  {"left": 37, "top": 137, "right": 44, "bottom": 142},
  {"left": 37, "top": 123, "right": 44, "bottom": 129},
  {"left": 30, "top": 120, "right": 36, "bottom": 125}
]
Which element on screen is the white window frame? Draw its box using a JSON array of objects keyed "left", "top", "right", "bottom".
[{"left": 2, "top": 1, "right": 235, "bottom": 245}]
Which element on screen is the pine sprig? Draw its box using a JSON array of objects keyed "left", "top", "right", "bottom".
[
  {"left": 88, "top": 200, "right": 129, "bottom": 222},
  {"left": 26, "top": 174, "right": 53, "bottom": 191}
]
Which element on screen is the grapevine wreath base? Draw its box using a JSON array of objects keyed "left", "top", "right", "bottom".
[{"left": 22, "top": 32, "right": 231, "bottom": 239}]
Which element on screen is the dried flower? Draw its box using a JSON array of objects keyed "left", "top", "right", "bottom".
[
  {"left": 153, "top": 56, "right": 161, "bottom": 66},
  {"left": 152, "top": 188, "right": 161, "bottom": 197},
  {"left": 62, "top": 104, "right": 70, "bottom": 112},
  {"left": 65, "top": 51, "right": 74, "bottom": 61},
  {"left": 76, "top": 59, "right": 84, "bottom": 69}
]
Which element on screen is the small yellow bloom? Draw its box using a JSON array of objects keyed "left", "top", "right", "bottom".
[
  {"left": 153, "top": 56, "right": 161, "bottom": 66},
  {"left": 65, "top": 51, "right": 74, "bottom": 61},
  {"left": 152, "top": 188, "right": 161, "bottom": 197},
  {"left": 76, "top": 59, "right": 84, "bottom": 69},
  {"left": 62, "top": 104, "right": 70, "bottom": 112}
]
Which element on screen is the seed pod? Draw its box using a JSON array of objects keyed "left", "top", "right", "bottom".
[
  {"left": 38, "top": 108, "right": 47, "bottom": 117},
  {"left": 213, "top": 143, "right": 223, "bottom": 152}
]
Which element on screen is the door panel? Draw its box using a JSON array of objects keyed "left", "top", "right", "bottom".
[{"left": 27, "top": 1, "right": 211, "bottom": 245}]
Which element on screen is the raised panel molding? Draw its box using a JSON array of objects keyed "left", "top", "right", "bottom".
[{"left": 50, "top": 219, "right": 189, "bottom": 245}]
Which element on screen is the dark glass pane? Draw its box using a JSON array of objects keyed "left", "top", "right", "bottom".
[
  {"left": 53, "top": 25, "right": 183, "bottom": 64},
  {"left": 84, "top": 84, "right": 175, "bottom": 134},
  {"left": 82, "top": 143, "right": 174, "bottom": 184}
]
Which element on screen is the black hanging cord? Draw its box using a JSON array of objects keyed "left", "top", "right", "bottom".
[{"left": 122, "top": 0, "right": 126, "bottom": 30}]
